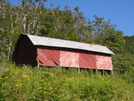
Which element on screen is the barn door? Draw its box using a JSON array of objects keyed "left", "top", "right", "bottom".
[{"left": 96, "top": 55, "right": 113, "bottom": 70}]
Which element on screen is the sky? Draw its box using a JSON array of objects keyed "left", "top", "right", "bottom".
[{"left": 10, "top": 0, "right": 134, "bottom": 36}]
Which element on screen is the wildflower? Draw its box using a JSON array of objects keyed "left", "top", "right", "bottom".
[
  {"left": 78, "top": 77, "right": 87, "bottom": 79},
  {"left": 40, "top": 79, "right": 45, "bottom": 82},
  {"left": 42, "top": 72, "right": 57, "bottom": 78},
  {"left": 15, "top": 69, "right": 20, "bottom": 75},
  {"left": 21, "top": 74, "right": 30, "bottom": 80},
  {"left": 98, "top": 75, "right": 105, "bottom": 80},
  {"left": 67, "top": 77, "right": 75, "bottom": 81},
  {"left": 15, "top": 84, "right": 22, "bottom": 87},
  {"left": 37, "top": 87, "right": 43, "bottom": 90},
  {"left": 5, "top": 77, "right": 8, "bottom": 79},
  {"left": 22, "top": 74, "right": 28, "bottom": 78}
]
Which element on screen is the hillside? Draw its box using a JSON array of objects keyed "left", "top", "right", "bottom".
[
  {"left": 0, "top": 62, "right": 134, "bottom": 100},
  {"left": 0, "top": 0, "right": 134, "bottom": 100}
]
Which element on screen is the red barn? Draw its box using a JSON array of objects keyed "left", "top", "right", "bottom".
[{"left": 13, "top": 34, "right": 114, "bottom": 71}]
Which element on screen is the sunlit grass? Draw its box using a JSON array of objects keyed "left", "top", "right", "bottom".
[{"left": 0, "top": 62, "right": 134, "bottom": 101}]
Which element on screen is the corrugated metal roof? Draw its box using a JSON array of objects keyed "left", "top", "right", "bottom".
[{"left": 24, "top": 34, "right": 114, "bottom": 55}]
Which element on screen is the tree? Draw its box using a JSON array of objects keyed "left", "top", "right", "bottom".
[
  {"left": 123, "top": 36, "right": 134, "bottom": 54},
  {"left": 89, "top": 15, "right": 125, "bottom": 53},
  {"left": 0, "top": 0, "right": 15, "bottom": 61}
]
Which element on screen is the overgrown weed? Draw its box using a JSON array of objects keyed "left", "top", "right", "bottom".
[{"left": 0, "top": 62, "right": 134, "bottom": 101}]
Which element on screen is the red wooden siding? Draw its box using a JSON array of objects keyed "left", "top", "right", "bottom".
[
  {"left": 60, "top": 51, "right": 79, "bottom": 67},
  {"left": 79, "top": 53, "right": 96, "bottom": 69},
  {"left": 96, "top": 55, "right": 112, "bottom": 70},
  {"left": 37, "top": 49, "right": 60, "bottom": 66},
  {"left": 37, "top": 48, "right": 113, "bottom": 70}
]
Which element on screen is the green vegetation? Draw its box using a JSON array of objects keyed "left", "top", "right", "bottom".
[
  {"left": 124, "top": 36, "right": 134, "bottom": 54},
  {"left": 0, "top": 0, "right": 134, "bottom": 100},
  {"left": 0, "top": 62, "right": 134, "bottom": 101}
]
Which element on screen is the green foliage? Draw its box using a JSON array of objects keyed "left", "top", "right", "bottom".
[
  {"left": 112, "top": 35, "right": 134, "bottom": 75},
  {"left": 89, "top": 15, "right": 125, "bottom": 53},
  {"left": 0, "top": 62, "right": 134, "bottom": 100},
  {"left": 123, "top": 36, "right": 134, "bottom": 54},
  {"left": 113, "top": 54, "right": 134, "bottom": 72}
]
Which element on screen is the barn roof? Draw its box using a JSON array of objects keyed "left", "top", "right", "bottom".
[{"left": 21, "top": 34, "right": 114, "bottom": 55}]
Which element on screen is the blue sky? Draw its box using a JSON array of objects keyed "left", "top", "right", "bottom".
[{"left": 10, "top": 0, "right": 134, "bottom": 36}]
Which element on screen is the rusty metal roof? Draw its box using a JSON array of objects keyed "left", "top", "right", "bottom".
[{"left": 25, "top": 34, "right": 114, "bottom": 55}]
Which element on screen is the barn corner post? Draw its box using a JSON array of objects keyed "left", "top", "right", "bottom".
[
  {"left": 111, "top": 64, "right": 114, "bottom": 74},
  {"left": 95, "top": 67, "right": 99, "bottom": 75},
  {"left": 77, "top": 67, "right": 81, "bottom": 74},
  {"left": 111, "top": 70, "right": 113, "bottom": 75},
  {"left": 36, "top": 58, "right": 40, "bottom": 68},
  {"left": 101, "top": 70, "right": 104, "bottom": 76},
  {"left": 59, "top": 66, "right": 62, "bottom": 69}
]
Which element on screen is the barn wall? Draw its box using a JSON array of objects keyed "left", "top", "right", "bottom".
[
  {"left": 60, "top": 50, "right": 79, "bottom": 67},
  {"left": 96, "top": 55, "right": 112, "bottom": 70},
  {"left": 37, "top": 48, "right": 60, "bottom": 66},
  {"left": 37, "top": 48, "right": 79, "bottom": 67},
  {"left": 14, "top": 36, "right": 37, "bottom": 67},
  {"left": 36, "top": 46, "right": 113, "bottom": 70},
  {"left": 79, "top": 53, "right": 96, "bottom": 69}
]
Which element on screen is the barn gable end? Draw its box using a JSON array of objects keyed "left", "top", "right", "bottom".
[
  {"left": 13, "top": 34, "right": 114, "bottom": 70},
  {"left": 13, "top": 35, "right": 37, "bottom": 67}
]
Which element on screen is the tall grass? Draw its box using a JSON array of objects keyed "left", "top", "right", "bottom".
[{"left": 0, "top": 62, "right": 134, "bottom": 101}]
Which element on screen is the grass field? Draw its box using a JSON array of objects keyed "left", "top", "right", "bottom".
[{"left": 0, "top": 62, "right": 134, "bottom": 101}]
